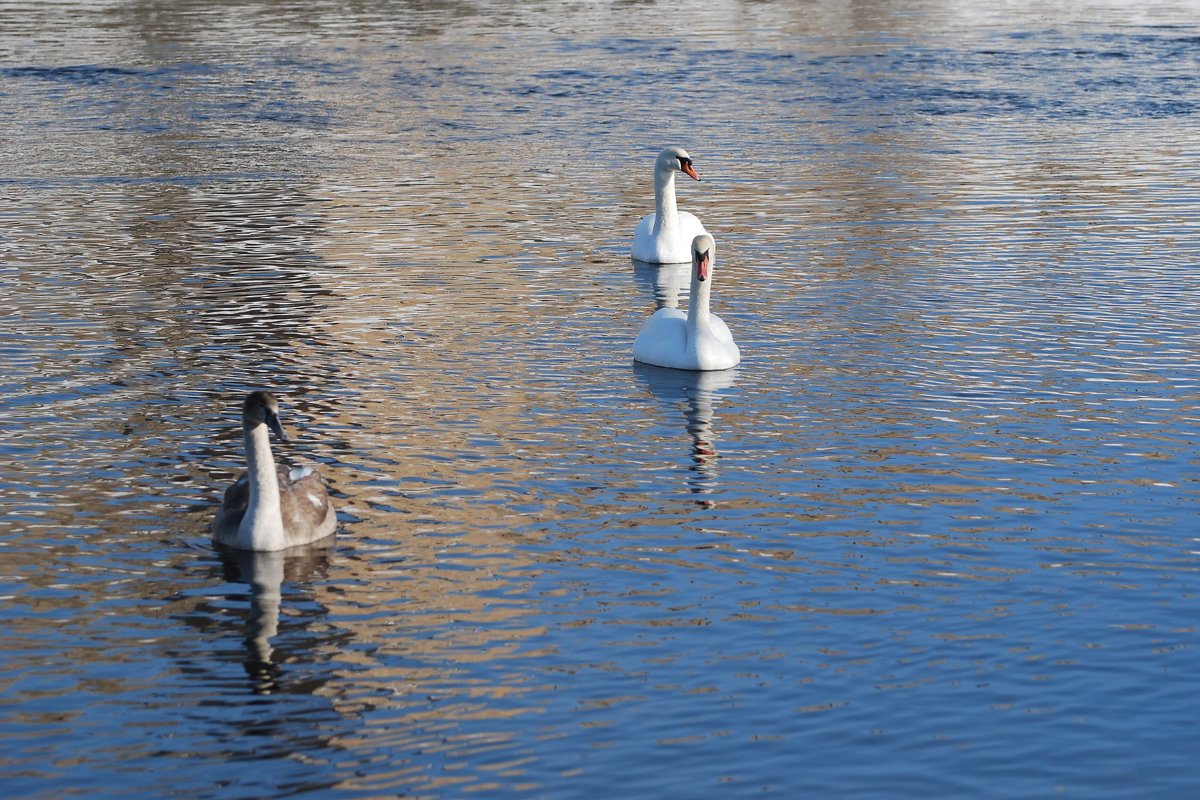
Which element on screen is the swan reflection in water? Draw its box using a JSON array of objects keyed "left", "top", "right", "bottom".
[
  {"left": 632, "top": 259, "right": 691, "bottom": 310},
  {"left": 216, "top": 541, "right": 334, "bottom": 693},
  {"left": 633, "top": 362, "right": 738, "bottom": 506}
]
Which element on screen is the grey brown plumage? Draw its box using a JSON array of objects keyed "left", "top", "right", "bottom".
[{"left": 212, "top": 391, "right": 337, "bottom": 551}]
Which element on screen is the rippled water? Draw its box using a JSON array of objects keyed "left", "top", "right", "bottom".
[{"left": 3, "top": 1, "right": 1200, "bottom": 797}]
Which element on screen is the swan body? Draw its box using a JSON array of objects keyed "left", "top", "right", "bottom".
[
  {"left": 212, "top": 391, "right": 336, "bottom": 551},
  {"left": 631, "top": 146, "right": 709, "bottom": 264},
  {"left": 633, "top": 234, "right": 740, "bottom": 371}
]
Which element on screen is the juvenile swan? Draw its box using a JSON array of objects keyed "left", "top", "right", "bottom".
[
  {"left": 633, "top": 234, "right": 740, "bottom": 371},
  {"left": 212, "top": 391, "right": 337, "bottom": 551},
  {"left": 631, "top": 146, "right": 709, "bottom": 264}
]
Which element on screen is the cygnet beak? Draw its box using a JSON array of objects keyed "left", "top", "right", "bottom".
[{"left": 266, "top": 410, "right": 289, "bottom": 442}]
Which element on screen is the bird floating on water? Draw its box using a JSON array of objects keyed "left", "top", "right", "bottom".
[
  {"left": 631, "top": 146, "right": 709, "bottom": 264},
  {"left": 212, "top": 391, "right": 336, "bottom": 551},
  {"left": 633, "top": 233, "right": 740, "bottom": 371}
]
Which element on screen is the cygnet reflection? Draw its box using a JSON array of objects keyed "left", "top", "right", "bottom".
[
  {"left": 633, "top": 362, "right": 738, "bottom": 504},
  {"left": 633, "top": 259, "right": 691, "bottom": 310},
  {"left": 217, "top": 541, "right": 333, "bottom": 693}
]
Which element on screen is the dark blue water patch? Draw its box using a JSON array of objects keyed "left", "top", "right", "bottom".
[
  {"left": 3, "top": 59, "right": 339, "bottom": 135},
  {"left": 534, "top": 67, "right": 599, "bottom": 82},
  {"left": 592, "top": 36, "right": 682, "bottom": 57},
  {"left": 2, "top": 64, "right": 145, "bottom": 84},
  {"left": 1132, "top": 98, "right": 1200, "bottom": 117},
  {"left": 912, "top": 86, "right": 1035, "bottom": 117},
  {"left": 1114, "top": 31, "right": 1200, "bottom": 60},
  {"left": 390, "top": 63, "right": 444, "bottom": 90},
  {"left": 798, "top": 29, "right": 1200, "bottom": 122},
  {"left": 0, "top": 173, "right": 307, "bottom": 189}
]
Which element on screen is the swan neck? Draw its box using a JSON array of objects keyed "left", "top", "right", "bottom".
[
  {"left": 653, "top": 168, "right": 678, "bottom": 232},
  {"left": 241, "top": 422, "right": 284, "bottom": 546},
  {"left": 688, "top": 273, "right": 712, "bottom": 331}
]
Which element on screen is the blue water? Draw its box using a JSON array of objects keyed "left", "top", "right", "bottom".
[{"left": 2, "top": 1, "right": 1199, "bottom": 797}]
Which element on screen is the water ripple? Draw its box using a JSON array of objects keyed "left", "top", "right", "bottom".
[{"left": 3, "top": 2, "right": 1200, "bottom": 798}]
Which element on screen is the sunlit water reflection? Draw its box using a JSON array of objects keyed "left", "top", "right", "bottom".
[{"left": 2, "top": 1, "right": 1199, "bottom": 797}]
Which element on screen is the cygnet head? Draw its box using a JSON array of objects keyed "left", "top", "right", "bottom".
[
  {"left": 243, "top": 390, "right": 288, "bottom": 441},
  {"left": 692, "top": 234, "right": 715, "bottom": 282},
  {"left": 657, "top": 146, "right": 701, "bottom": 181}
]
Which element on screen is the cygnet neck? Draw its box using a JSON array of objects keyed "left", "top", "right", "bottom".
[{"left": 240, "top": 420, "right": 284, "bottom": 548}]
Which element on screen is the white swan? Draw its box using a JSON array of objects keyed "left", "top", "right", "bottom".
[
  {"left": 633, "top": 234, "right": 740, "bottom": 371},
  {"left": 631, "top": 146, "right": 709, "bottom": 264},
  {"left": 212, "top": 391, "right": 337, "bottom": 551}
]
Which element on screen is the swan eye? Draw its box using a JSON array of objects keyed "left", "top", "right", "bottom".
[{"left": 679, "top": 157, "right": 692, "bottom": 169}]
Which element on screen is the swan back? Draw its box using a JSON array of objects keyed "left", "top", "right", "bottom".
[
  {"left": 212, "top": 391, "right": 337, "bottom": 551},
  {"left": 633, "top": 234, "right": 740, "bottom": 371}
]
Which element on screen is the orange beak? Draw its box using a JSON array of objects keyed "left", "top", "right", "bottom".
[
  {"left": 696, "top": 251, "right": 710, "bottom": 281},
  {"left": 682, "top": 162, "right": 701, "bottom": 181}
]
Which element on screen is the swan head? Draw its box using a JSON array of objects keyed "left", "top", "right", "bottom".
[
  {"left": 657, "top": 146, "right": 701, "bottom": 181},
  {"left": 243, "top": 390, "right": 288, "bottom": 441},
  {"left": 692, "top": 234, "right": 715, "bottom": 282}
]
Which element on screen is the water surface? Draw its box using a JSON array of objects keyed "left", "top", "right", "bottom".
[{"left": 2, "top": 1, "right": 1200, "bottom": 797}]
